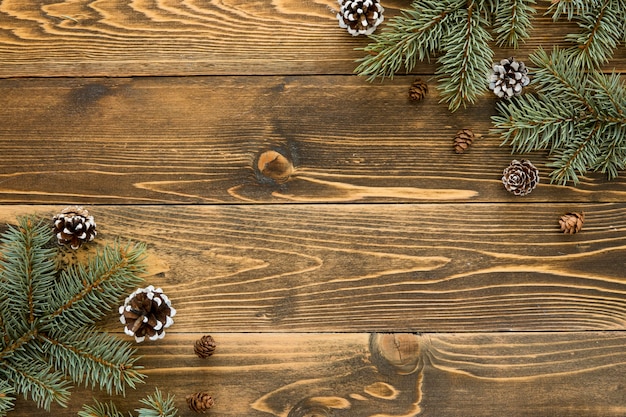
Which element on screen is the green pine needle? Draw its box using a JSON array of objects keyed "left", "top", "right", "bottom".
[
  {"left": 136, "top": 388, "right": 178, "bottom": 417},
  {"left": 494, "top": 0, "right": 536, "bottom": 48},
  {"left": 492, "top": 47, "right": 626, "bottom": 184},
  {"left": 0, "top": 216, "right": 148, "bottom": 413},
  {"left": 78, "top": 399, "right": 126, "bottom": 417}
]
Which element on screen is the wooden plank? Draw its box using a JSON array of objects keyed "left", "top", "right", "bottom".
[
  {"left": 1, "top": 204, "right": 625, "bottom": 332},
  {"left": 1, "top": 76, "right": 625, "bottom": 204},
  {"left": 9, "top": 332, "right": 626, "bottom": 416},
  {"left": 0, "top": 1, "right": 625, "bottom": 77}
]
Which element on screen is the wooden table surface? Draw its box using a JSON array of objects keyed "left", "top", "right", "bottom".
[{"left": 1, "top": 1, "right": 625, "bottom": 416}]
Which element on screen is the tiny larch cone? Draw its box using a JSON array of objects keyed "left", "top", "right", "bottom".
[
  {"left": 186, "top": 392, "right": 214, "bottom": 413},
  {"left": 454, "top": 129, "right": 475, "bottom": 153},
  {"left": 409, "top": 78, "right": 428, "bottom": 101},
  {"left": 559, "top": 212, "right": 584, "bottom": 234},
  {"left": 194, "top": 335, "right": 217, "bottom": 358}
]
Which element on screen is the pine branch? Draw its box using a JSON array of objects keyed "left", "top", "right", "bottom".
[
  {"left": 0, "top": 215, "right": 149, "bottom": 413},
  {"left": 494, "top": 0, "right": 535, "bottom": 48},
  {"left": 78, "top": 399, "right": 126, "bottom": 417},
  {"left": 43, "top": 241, "right": 146, "bottom": 331},
  {"left": 41, "top": 328, "right": 145, "bottom": 395},
  {"left": 492, "top": 47, "right": 626, "bottom": 184},
  {"left": 354, "top": 0, "right": 466, "bottom": 81},
  {"left": 0, "top": 380, "right": 14, "bottom": 417},
  {"left": 136, "top": 388, "right": 178, "bottom": 417},
  {"left": 436, "top": 1, "right": 494, "bottom": 111},
  {"left": 548, "top": 0, "right": 603, "bottom": 20}
]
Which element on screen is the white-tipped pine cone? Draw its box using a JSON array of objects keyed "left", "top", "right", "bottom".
[
  {"left": 337, "top": 0, "right": 384, "bottom": 36},
  {"left": 119, "top": 285, "right": 176, "bottom": 342},
  {"left": 502, "top": 159, "right": 539, "bottom": 196},
  {"left": 52, "top": 206, "right": 97, "bottom": 249},
  {"left": 489, "top": 57, "right": 530, "bottom": 98}
]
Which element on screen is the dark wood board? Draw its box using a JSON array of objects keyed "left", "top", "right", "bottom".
[
  {"left": 9, "top": 333, "right": 626, "bottom": 417},
  {"left": 0, "top": 1, "right": 624, "bottom": 77},
  {"left": 1, "top": 204, "right": 624, "bottom": 333},
  {"left": 1, "top": 76, "right": 625, "bottom": 204}
]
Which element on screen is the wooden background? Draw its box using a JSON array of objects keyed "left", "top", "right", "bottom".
[{"left": 1, "top": 0, "right": 625, "bottom": 416}]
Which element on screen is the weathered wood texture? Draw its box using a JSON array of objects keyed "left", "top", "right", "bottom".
[
  {"left": 10, "top": 333, "right": 626, "bottom": 417},
  {"left": 1, "top": 205, "right": 624, "bottom": 333},
  {"left": 1, "top": 76, "right": 626, "bottom": 204},
  {"left": 0, "top": 1, "right": 625, "bottom": 77}
]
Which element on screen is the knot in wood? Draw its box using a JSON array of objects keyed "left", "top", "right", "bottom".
[
  {"left": 369, "top": 333, "right": 422, "bottom": 375},
  {"left": 256, "top": 150, "right": 294, "bottom": 184}
]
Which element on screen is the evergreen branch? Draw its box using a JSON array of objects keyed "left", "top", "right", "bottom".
[
  {"left": 41, "top": 328, "right": 145, "bottom": 395},
  {"left": 78, "top": 399, "right": 126, "bottom": 417},
  {"left": 494, "top": 0, "right": 535, "bottom": 48},
  {"left": 354, "top": 0, "right": 466, "bottom": 81},
  {"left": 0, "top": 217, "right": 56, "bottom": 333},
  {"left": 565, "top": 0, "right": 624, "bottom": 69},
  {"left": 0, "top": 380, "right": 14, "bottom": 417},
  {"left": 493, "top": 47, "right": 626, "bottom": 184},
  {"left": 548, "top": 0, "right": 603, "bottom": 20},
  {"left": 3, "top": 353, "right": 71, "bottom": 410},
  {"left": 436, "top": 1, "right": 493, "bottom": 111},
  {"left": 44, "top": 242, "right": 146, "bottom": 331},
  {"left": 136, "top": 388, "right": 178, "bottom": 417}
]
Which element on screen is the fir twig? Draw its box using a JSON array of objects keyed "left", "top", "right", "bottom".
[
  {"left": 494, "top": 0, "right": 536, "bottom": 48},
  {"left": 136, "top": 388, "right": 178, "bottom": 417},
  {"left": 0, "top": 216, "right": 148, "bottom": 414},
  {"left": 492, "top": 47, "right": 626, "bottom": 184},
  {"left": 78, "top": 399, "right": 126, "bottom": 417}
]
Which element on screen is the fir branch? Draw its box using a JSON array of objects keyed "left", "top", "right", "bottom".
[
  {"left": 436, "top": 1, "right": 494, "bottom": 111},
  {"left": 492, "top": 47, "right": 626, "bottom": 184},
  {"left": 41, "top": 328, "right": 145, "bottom": 395},
  {"left": 0, "top": 380, "right": 14, "bottom": 417},
  {"left": 0, "top": 215, "right": 149, "bottom": 413},
  {"left": 494, "top": 0, "right": 535, "bottom": 48},
  {"left": 354, "top": 0, "right": 466, "bottom": 81},
  {"left": 565, "top": 0, "right": 624, "bottom": 69},
  {"left": 136, "top": 388, "right": 178, "bottom": 417},
  {"left": 43, "top": 241, "right": 146, "bottom": 332},
  {"left": 78, "top": 399, "right": 126, "bottom": 417},
  {"left": 548, "top": 0, "right": 603, "bottom": 20}
]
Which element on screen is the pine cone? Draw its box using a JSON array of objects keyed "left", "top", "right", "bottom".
[
  {"left": 559, "top": 212, "right": 584, "bottom": 234},
  {"left": 186, "top": 392, "right": 214, "bottom": 413},
  {"left": 337, "top": 0, "right": 384, "bottom": 36},
  {"left": 454, "top": 129, "right": 475, "bottom": 153},
  {"left": 194, "top": 335, "right": 217, "bottom": 358},
  {"left": 119, "top": 285, "right": 176, "bottom": 343},
  {"left": 52, "top": 206, "right": 97, "bottom": 249},
  {"left": 488, "top": 57, "right": 530, "bottom": 98},
  {"left": 408, "top": 78, "right": 428, "bottom": 101},
  {"left": 502, "top": 159, "right": 539, "bottom": 196}
]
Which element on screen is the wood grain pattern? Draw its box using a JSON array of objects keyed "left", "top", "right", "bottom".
[
  {"left": 0, "top": 1, "right": 625, "bottom": 77},
  {"left": 1, "top": 204, "right": 624, "bottom": 332},
  {"left": 1, "top": 76, "right": 626, "bottom": 204},
  {"left": 9, "top": 333, "right": 626, "bottom": 416}
]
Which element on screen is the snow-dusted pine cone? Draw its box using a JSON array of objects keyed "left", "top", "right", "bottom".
[
  {"left": 337, "top": 0, "right": 384, "bottom": 36},
  {"left": 502, "top": 159, "right": 539, "bottom": 196},
  {"left": 52, "top": 206, "right": 97, "bottom": 249},
  {"left": 119, "top": 285, "right": 176, "bottom": 342},
  {"left": 559, "top": 212, "right": 584, "bottom": 234},
  {"left": 186, "top": 392, "right": 214, "bottom": 413},
  {"left": 488, "top": 57, "right": 530, "bottom": 98}
]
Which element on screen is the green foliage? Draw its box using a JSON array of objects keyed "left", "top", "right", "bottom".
[
  {"left": 0, "top": 216, "right": 147, "bottom": 416},
  {"left": 492, "top": 47, "right": 626, "bottom": 184},
  {"left": 355, "top": 0, "right": 536, "bottom": 111},
  {"left": 78, "top": 388, "right": 178, "bottom": 417},
  {"left": 549, "top": 0, "right": 626, "bottom": 70}
]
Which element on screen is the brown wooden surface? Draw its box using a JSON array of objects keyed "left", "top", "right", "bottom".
[{"left": 1, "top": 0, "right": 626, "bottom": 416}]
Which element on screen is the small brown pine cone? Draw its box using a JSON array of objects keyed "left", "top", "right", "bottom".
[
  {"left": 186, "top": 392, "right": 214, "bottom": 413},
  {"left": 502, "top": 159, "right": 539, "bottom": 196},
  {"left": 559, "top": 212, "right": 584, "bottom": 234},
  {"left": 454, "top": 129, "right": 475, "bottom": 153},
  {"left": 408, "top": 78, "right": 428, "bottom": 101},
  {"left": 194, "top": 335, "right": 217, "bottom": 358},
  {"left": 52, "top": 206, "right": 97, "bottom": 249}
]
